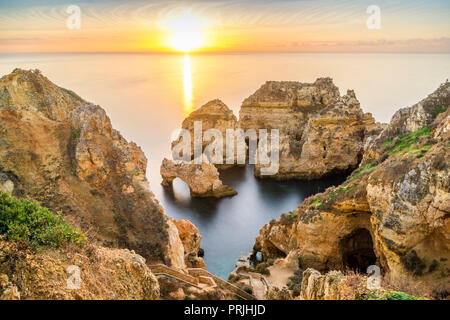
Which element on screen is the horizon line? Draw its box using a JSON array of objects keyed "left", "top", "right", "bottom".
[{"left": 3, "top": 51, "right": 450, "bottom": 55}]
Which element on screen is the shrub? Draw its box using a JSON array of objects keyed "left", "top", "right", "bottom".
[
  {"left": 381, "top": 291, "right": 424, "bottom": 300},
  {"left": 243, "top": 286, "right": 253, "bottom": 295},
  {"left": 255, "top": 262, "right": 271, "bottom": 275},
  {"left": 287, "top": 269, "right": 303, "bottom": 297},
  {"left": 71, "top": 129, "right": 80, "bottom": 139},
  {"left": 0, "top": 192, "right": 87, "bottom": 248},
  {"left": 310, "top": 197, "right": 324, "bottom": 209}
]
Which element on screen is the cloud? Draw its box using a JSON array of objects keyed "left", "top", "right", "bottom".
[{"left": 275, "top": 37, "right": 450, "bottom": 52}]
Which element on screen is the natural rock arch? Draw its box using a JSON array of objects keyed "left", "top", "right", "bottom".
[{"left": 160, "top": 159, "right": 237, "bottom": 198}]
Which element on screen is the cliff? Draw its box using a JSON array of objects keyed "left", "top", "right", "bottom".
[
  {"left": 239, "top": 78, "right": 382, "bottom": 179},
  {"left": 0, "top": 239, "right": 160, "bottom": 300},
  {"left": 248, "top": 81, "right": 450, "bottom": 298},
  {"left": 0, "top": 69, "right": 186, "bottom": 269}
]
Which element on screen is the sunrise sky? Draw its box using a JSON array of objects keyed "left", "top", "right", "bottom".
[{"left": 1, "top": 0, "right": 449, "bottom": 53}]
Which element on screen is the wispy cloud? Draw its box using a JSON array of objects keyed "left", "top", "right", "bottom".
[{"left": 1, "top": 0, "right": 449, "bottom": 52}]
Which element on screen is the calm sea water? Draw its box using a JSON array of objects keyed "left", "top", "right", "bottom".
[{"left": 1, "top": 53, "right": 448, "bottom": 278}]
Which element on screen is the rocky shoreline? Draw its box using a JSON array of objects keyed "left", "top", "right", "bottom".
[
  {"left": 229, "top": 80, "right": 449, "bottom": 300},
  {"left": 0, "top": 68, "right": 448, "bottom": 300}
]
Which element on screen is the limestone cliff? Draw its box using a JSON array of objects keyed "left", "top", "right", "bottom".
[
  {"left": 0, "top": 69, "right": 185, "bottom": 269},
  {"left": 239, "top": 79, "right": 381, "bottom": 179},
  {"left": 250, "top": 81, "right": 449, "bottom": 297},
  {"left": 174, "top": 99, "right": 240, "bottom": 167},
  {"left": 0, "top": 239, "right": 160, "bottom": 300}
]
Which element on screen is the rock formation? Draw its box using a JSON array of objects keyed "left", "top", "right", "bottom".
[
  {"left": 250, "top": 81, "right": 450, "bottom": 295},
  {"left": 0, "top": 239, "right": 160, "bottom": 300},
  {"left": 160, "top": 158, "right": 237, "bottom": 198},
  {"left": 175, "top": 99, "right": 240, "bottom": 167},
  {"left": 0, "top": 69, "right": 187, "bottom": 269},
  {"left": 172, "top": 219, "right": 206, "bottom": 268},
  {"left": 239, "top": 78, "right": 382, "bottom": 179}
]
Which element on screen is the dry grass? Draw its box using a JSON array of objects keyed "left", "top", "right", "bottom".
[{"left": 341, "top": 269, "right": 438, "bottom": 300}]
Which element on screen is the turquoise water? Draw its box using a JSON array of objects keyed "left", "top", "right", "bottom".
[{"left": 1, "top": 53, "right": 448, "bottom": 278}]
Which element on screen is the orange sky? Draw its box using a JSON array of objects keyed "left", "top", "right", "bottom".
[{"left": 1, "top": 0, "right": 449, "bottom": 53}]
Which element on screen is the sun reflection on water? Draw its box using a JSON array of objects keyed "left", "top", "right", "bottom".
[{"left": 183, "top": 54, "right": 193, "bottom": 115}]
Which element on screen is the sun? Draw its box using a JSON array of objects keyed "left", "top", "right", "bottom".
[{"left": 164, "top": 11, "right": 206, "bottom": 53}]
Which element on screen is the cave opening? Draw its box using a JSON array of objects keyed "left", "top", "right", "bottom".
[{"left": 340, "top": 228, "right": 377, "bottom": 272}]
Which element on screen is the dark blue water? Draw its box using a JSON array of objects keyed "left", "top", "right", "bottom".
[{"left": 159, "top": 164, "right": 345, "bottom": 279}]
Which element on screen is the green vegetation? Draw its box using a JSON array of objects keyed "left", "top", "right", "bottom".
[
  {"left": 310, "top": 197, "right": 324, "bottom": 209},
  {"left": 71, "top": 129, "right": 80, "bottom": 139},
  {"left": 280, "top": 210, "right": 298, "bottom": 225},
  {"left": 338, "top": 183, "right": 359, "bottom": 194},
  {"left": 407, "top": 145, "right": 432, "bottom": 158},
  {"left": 356, "top": 290, "right": 424, "bottom": 300},
  {"left": 381, "top": 291, "right": 425, "bottom": 300},
  {"left": 326, "top": 189, "right": 337, "bottom": 200},
  {"left": 243, "top": 279, "right": 253, "bottom": 295},
  {"left": 0, "top": 192, "right": 87, "bottom": 248},
  {"left": 384, "top": 126, "right": 431, "bottom": 155},
  {"left": 287, "top": 269, "right": 303, "bottom": 297},
  {"left": 431, "top": 105, "right": 447, "bottom": 118},
  {"left": 285, "top": 211, "right": 298, "bottom": 219},
  {"left": 382, "top": 140, "right": 395, "bottom": 148},
  {"left": 349, "top": 163, "right": 378, "bottom": 180},
  {"left": 243, "top": 286, "right": 253, "bottom": 295}
]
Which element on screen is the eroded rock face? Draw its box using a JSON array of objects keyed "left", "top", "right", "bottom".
[
  {"left": 0, "top": 240, "right": 160, "bottom": 300},
  {"left": 175, "top": 99, "right": 239, "bottom": 167},
  {"left": 239, "top": 79, "right": 380, "bottom": 179},
  {"left": 173, "top": 219, "right": 202, "bottom": 254},
  {"left": 0, "top": 69, "right": 185, "bottom": 269},
  {"left": 160, "top": 158, "right": 237, "bottom": 198},
  {"left": 300, "top": 268, "right": 344, "bottom": 300},
  {"left": 251, "top": 81, "right": 450, "bottom": 293},
  {"left": 171, "top": 219, "right": 206, "bottom": 268}
]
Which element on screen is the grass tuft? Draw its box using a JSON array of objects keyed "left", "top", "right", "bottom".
[{"left": 385, "top": 126, "right": 431, "bottom": 155}]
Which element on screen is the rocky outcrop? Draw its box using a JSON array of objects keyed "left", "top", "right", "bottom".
[
  {"left": 300, "top": 268, "right": 345, "bottom": 300},
  {"left": 239, "top": 79, "right": 381, "bottom": 179},
  {"left": 0, "top": 239, "right": 160, "bottom": 300},
  {"left": 172, "top": 219, "right": 206, "bottom": 268},
  {"left": 160, "top": 158, "right": 237, "bottom": 198},
  {"left": 175, "top": 99, "right": 239, "bottom": 167},
  {"left": 0, "top": 69, "right": 186, "bottom": 269},
  {"left": 251, "top": 81, "right": 450, "bottom": 295}
]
